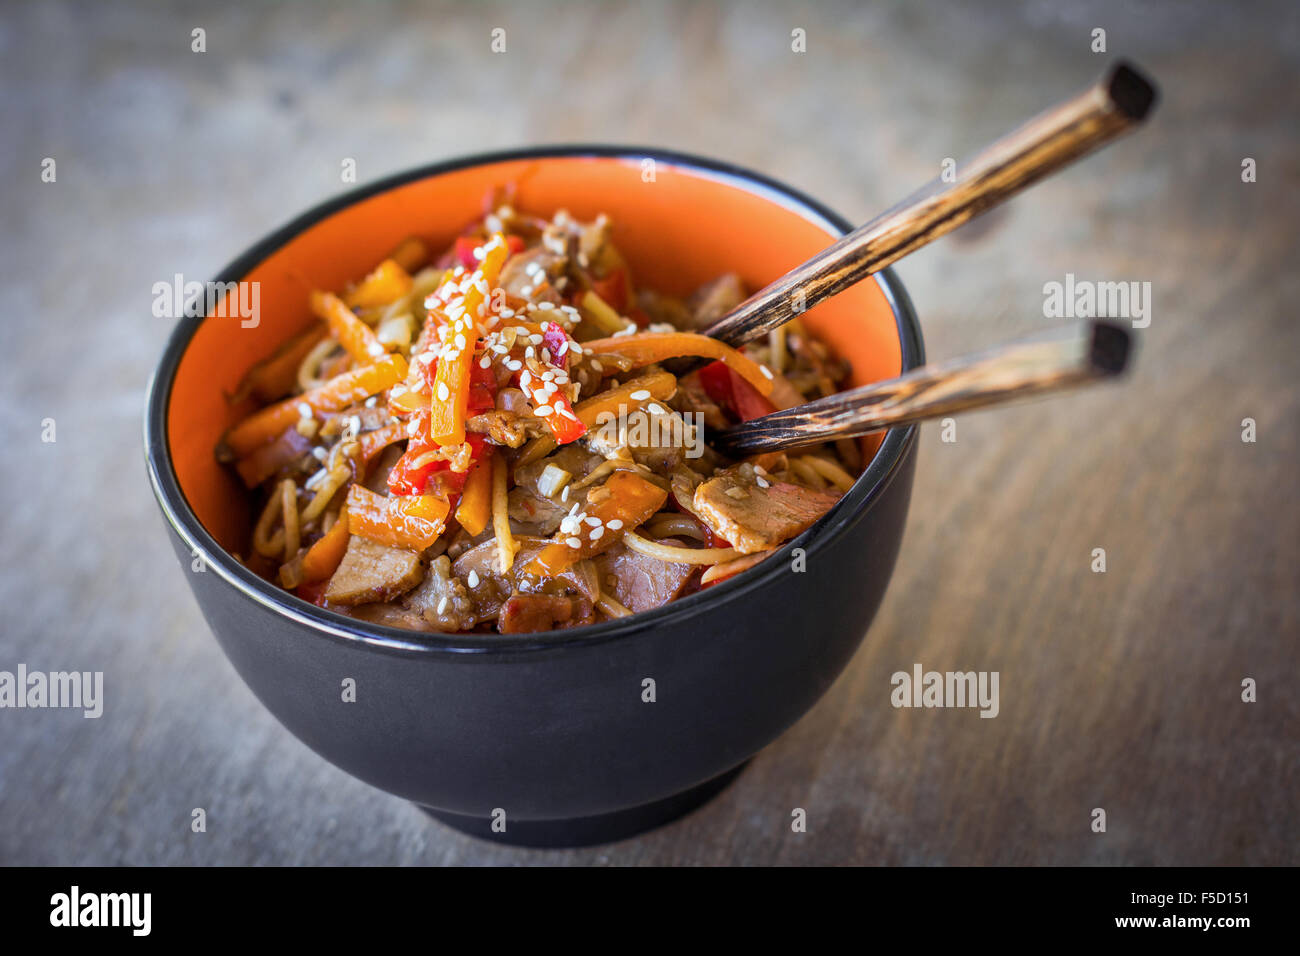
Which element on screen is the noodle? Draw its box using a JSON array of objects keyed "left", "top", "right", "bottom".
[
  {"left": 622, "top": 531, "right": 737, "bottom": 565},
  {"left": 300, "top": 465, "right": 350, "bottom": 524},
  {"left": 643, "top": 514, "right": 707, "bottom": 541},
  {"left": 280, "top": 478, "right": 300, "bottom": 562},
  {"left": 789, "top": 457, "right": 826, "bottom": 490},
  {"left": 802, "top": 455, "right": 855, "bottom": 492},
  {"left": 298, "top": 338, "right": 342, "bottom": 393},
  {"left": 596, "top": 593, "right": 632, "bottom": 618},
  {"left": 253, "top": 488, "right": 285, "bottom": 557},
  {"left": 492, "top": 454, "right": 516, "bottom": 573}
]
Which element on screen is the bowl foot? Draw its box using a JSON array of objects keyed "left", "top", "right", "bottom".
[{"left": 418, "top": 762, "right": 748, "bottom": 848}]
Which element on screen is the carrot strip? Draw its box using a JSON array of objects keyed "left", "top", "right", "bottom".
[
  {"left": 345, "top": 484, "right": 446, "bottom": 552},
  {"left": 311, "top": 291, "right": 384, "bottom": 365},
  {"left": 429, "top": 234, "right": 509, "bottom": 447},
  {"left": 529, "top": 471, "right": 668, "bottom": 576},
  {"left": 225, "top": 354, "right": 408, "bottom": 457},
  {"left": 514, "top": 371, "right": 677, "bottom": 466},
  {"left": 343, "top": 259, "right": 413, "bottom": 309},
  {"left": 388, "top": 238, "right": 429, "bottom": 275},
  {"left": 582, "top": 332, "right": 774, "bottom": 397},
  {"left": 454, "top": 456, "right": 493, "bottom": 536},
  {"left": 300, "top": 509, "right": 351, "bottom": 582},
  {"left": 230, "top": 327, "right": 327, "bottom": 404},
  {"left": 355, "top": 422, "right": 406, "bottom": 468}
]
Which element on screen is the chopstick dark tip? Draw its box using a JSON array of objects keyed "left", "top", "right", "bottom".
[
  {"left": 1088, "top": 320, "right": 1132, "bottom": 376},
  {"left": 1106, "top": 60, "right": 1158, "bottom": 121}
]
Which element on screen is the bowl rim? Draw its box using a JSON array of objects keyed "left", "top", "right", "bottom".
[{"left": 144, "top": 144, "right": 925, "bottom": 657}]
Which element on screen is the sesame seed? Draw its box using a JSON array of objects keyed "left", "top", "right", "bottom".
[
  {"left": 479, "top": 355, "right": 492, "bottom": 369},
  {"left": 437, "top": 595, "right": 449, "bottom": 614},
  {"left": 629, "top": 390, "right": 651, "bottom": 401},
  {"left": 467, "top": 570, "right": 480, "bottom": 588},
  {"left": 566, "top": 537, "right": 582, "bottom": 549},
  {"left": 534, "top": 405, "right": 554, "bottom": 416},
  {"left": 436, "top": 382, "right": 450, "bottom": 401},
  {"left": 756, "top": 476, "right": 771, "bottom": 489},
  {"left": 520, "top": 285, "right": 533, "bottom": 296},
  {"left": 589, "top": 527, "right": 604, "bottom": 541},
  {"left": 760, "top": 364, "right": 774, "bottom": 380},
  {"left": 561, "top": 486, "right": 570, "bottom": 502},
  {"left": 584, "top": 516, "right": 602, "bottom": 527}
]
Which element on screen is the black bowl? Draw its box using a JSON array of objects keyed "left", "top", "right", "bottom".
[{"left": 144, "top": 146, "right": 924, "bottom": 847}]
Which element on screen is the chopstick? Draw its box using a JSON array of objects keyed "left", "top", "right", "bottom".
[
  {"left": 712, "top": 320, "right": 1131, "bottom": 456},
  {"left": 701, "top": 61, "right": 1158, "bottom": 349}
]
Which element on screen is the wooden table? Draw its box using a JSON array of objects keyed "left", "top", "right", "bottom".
[{"left": 1, "top": 0, "right": 1294, "bottom": 865}]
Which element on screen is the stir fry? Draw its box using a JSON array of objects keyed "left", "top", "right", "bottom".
[{"left": 219, "top": 202, "right": 862, "bottom": 633}]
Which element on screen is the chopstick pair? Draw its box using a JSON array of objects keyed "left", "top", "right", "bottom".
[
  {"left": 698, "top": 60, "right": 1156, "bottom": 455},
  {"left": 713, "top": 319, "right": 1131, "bottom": 456}
]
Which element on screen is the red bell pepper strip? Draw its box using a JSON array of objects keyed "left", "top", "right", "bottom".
[
  {"left": 455, "top": 234, "right": 525, "bottom": 270},
  {"left": 589, "top": 268, "right": 627, "bottom": 313},
  {"left": 698, "top": 360, "right": 777, "bottom": 422}
]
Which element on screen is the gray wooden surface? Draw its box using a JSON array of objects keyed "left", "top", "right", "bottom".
[{"left": 1, "top": 0, "right": 1295, "bottom": 865}]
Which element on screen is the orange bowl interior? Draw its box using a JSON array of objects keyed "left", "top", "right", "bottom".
[{"left": 167, "top": 155, "right": 904, "bottom": 552}]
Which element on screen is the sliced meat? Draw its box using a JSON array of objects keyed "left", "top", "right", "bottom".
[
  {"left": 687, "top": 273, "right": 746, "bottom": 327},
  {"left": 499, "top": 246, "right": 565, "bottom": 302},
  {"left": 507, "top": 445, "right": 602, "bottom": 534},
  {"left": 324, "top": 535, "right": 425, "bottom": 606},
  {"left": 467, "top": 409, "right": 548, "bottom": 447},
  {"left": 670, "top": 372, "right": 730, "bottom": 431},
  {"left": 345, "top": 602, "right": 431, "bottom": 631},
  {"left": 693, "top": 464, "right": 842, "bottom": 554},
  {"left": 595, "top": 541, "right": 696, "bottom": 613},
  {"left": 320, "top": 404, "right": 393, "bottom": 439},
  {"left": 576, "top": 213, "right": 612, "bottom": 267},
  {"left": 452, "top": 536, "right": 597, "bottom": 621},
  {"left": 583, "top": 402, "right": 692, "bottom": 474},
  {"left": 499, "top": 593, "right": 594, "bottom": 634},
  {"left": 403, "top": 555, "right": 478, "bottom": 631},
  {"left": 635, "top": 288, "right": 695, "bottom": 331}
]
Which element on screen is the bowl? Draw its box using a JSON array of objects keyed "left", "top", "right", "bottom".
[{"left": 144, "top": 146, "right": 924, "bottom": 847}]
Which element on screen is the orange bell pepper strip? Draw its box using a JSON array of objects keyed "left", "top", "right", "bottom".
[
  {"left": 454, "top": 456, "right": 493, "bottom": 536},
  {"left": 343, "top": 259, "right": 413, "bottom": 309},
  {"left": 528, "top": 471, "right": 668, "bottom": 576},
  {"left": 514, "top": 371, "right": 677, "bottom": 466},
  {"left": 345, "top": 484, "right": 447, "bottom": 552},
  {"left": 311, "top": 290, "right": 385, "bottom": 364},
  {"left": 229, "top": 326, "right": 328, "bottom": 404},
  {"left": 581, "top": 331, "right": 774, "bottom": 397},
  {"left": 429, "top": 234, "right": 510, "bottom": 447},
  {"left": 300, "top": 508, "right": 351, "bottom": 583},
  {"left": 387, "top": 238, "right": 429, "bottom": 275},
  {"left": 354, "top": 421, "right": 406, "bottom": 469},
  {"left": 225, "top": 354, "right": 408, "bottom": 457}
]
